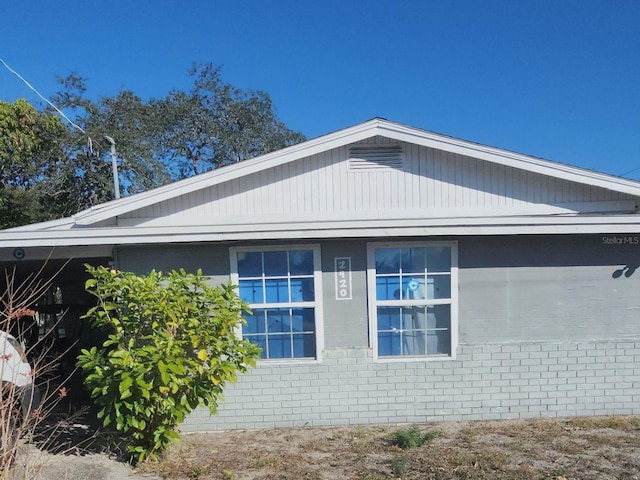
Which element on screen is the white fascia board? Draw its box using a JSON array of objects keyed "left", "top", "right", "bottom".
[
  {"left": 3, "top": 216, "right": 77, "bottom": 232},
  {"left": 378, "top": 122, "right": 640, "bottom": 196},
  {"left": 1, "top": 215, "right": 639, "bottom": 248}
]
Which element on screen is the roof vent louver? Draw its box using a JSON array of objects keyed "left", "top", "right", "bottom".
[{"left": 348, "top": 144, "right": 404, "bottom": 171}]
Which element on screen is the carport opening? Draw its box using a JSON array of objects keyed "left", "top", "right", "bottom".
[{"left": 1, "top": 257, "right": 112, "bottom": 408}]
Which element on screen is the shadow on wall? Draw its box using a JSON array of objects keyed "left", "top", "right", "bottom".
[
  {"left": 612, "top": 264, "right": 639, "bottom": 278},
  {"left": 459, "top": 235, "right": 640, "bottom": 269}
]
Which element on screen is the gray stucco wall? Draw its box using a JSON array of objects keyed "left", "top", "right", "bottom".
[
  {"left": 458, "top": 235, "right": 640, "bottom": 343},
  {"left": 116, "top": 243, "right": 230, "bottom": 286},
  {"left": 116, "top": 234, "right": 640, "bottom": 430},
  {"left": 320, "top": 240, "right": 369, "bottom": 349}
]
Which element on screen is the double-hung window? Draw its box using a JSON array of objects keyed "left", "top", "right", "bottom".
[
  {"left": 230, "top": 246, "right": 322, "bottom": 361},
  {"left": 368, "top": 242, "right": 457, "bottom": 360}
]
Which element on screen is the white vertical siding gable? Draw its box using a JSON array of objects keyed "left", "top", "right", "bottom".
[{"left": 119, "top": 138, "right": 638, "bottom": 227}]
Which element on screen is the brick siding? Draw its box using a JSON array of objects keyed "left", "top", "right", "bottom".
[{"left": 181, "top": 340, "right": 640, "bottom": 431}]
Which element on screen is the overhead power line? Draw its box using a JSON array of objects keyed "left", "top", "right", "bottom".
[
  {"left": 618, "top": 166, "right": 640, "bottom": 178},
  {"left": 0, "top": 56, "right": 124, "bottom": 197},
  {"left": 0, "top": 56, "right": 87, "bottom": 134}
]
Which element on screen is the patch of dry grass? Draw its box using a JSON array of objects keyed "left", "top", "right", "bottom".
[{"left": 138, "top": 416, "right": 640, "bottom": 480}]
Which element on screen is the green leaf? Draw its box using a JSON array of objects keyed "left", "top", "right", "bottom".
[
  {"left": 79, "top": 264, "right": 262, "bottom": 463},
  {"left": 119, "top": 376, "right": 134, "bottom": 395}
]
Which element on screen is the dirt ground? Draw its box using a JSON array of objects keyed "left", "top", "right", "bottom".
[
  {"left": 13, "top": 445, "right": 160, "bottom": 480},
  {"left": 11, "top": 415, "right": 640, "bottom": 479},
  {"left": 134, "top": 415, "right": 640, "bottom": 480}
]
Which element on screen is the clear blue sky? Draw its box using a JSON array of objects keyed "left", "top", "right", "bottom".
[{"left": 2, "top": 0, "right": 639, "bottom": 179}]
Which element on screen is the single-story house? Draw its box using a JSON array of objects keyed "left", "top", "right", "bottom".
[{"left": 1, "top": 118, "right": 639, "bottom": 431}]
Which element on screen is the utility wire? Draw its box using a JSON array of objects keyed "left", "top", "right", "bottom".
[
  {"left": 0, "top": 56, "right": 87, "bottom": 134},
  {"left": 0, "top": 56, "right": 124, "bottom": 196},
  {"left": 618, "top": 166, "right": 640, "bottom": 178}
]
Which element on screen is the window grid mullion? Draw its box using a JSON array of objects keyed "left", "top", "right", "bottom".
[
  {"left": 248, "top": 302, "right": 315, "bottom": 309},
  {"left": 235, "top": 247, "right": 319, "bottom": 361},
  {"left": 376, "top": 299, "right": 451, "bottom": 307},
  {"left": 372, "top": 244, "right": 454, "bottom": 359},
  {"left": 263, "top": 311, "right": 270, "bottom": 358},
  {"left": 289, "top": 307, "right": 294, "bottom": 357}
]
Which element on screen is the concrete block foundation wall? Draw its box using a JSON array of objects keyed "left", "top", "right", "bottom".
[{"left": 181, "top": 340, "right": 640, "bottom": 432}]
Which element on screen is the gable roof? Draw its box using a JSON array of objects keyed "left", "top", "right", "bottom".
[
  {"left": 1, "top": 118, "right": 640, "bottom": 248},
  {"left": 71, "top": 118, "right": 640, "bottom": 226}
]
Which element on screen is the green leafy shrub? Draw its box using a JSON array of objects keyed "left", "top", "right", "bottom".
[
  {"left": 391, "top": 425, "right": 439, "bottom": 450},
  {"left": 77, "top": 266, "right": 261, "bottom": 462}
]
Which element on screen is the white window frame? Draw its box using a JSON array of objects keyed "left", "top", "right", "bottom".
[
  {"left": 367, "top": 241, "right": 458, "bottom": 362},
  {"left": 230, "top": 244, "right": 324, "bottom": 364}
]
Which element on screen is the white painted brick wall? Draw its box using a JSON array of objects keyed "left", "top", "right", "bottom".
[{"left": 181, "top": 340, "right": 640, "bottom": 432}]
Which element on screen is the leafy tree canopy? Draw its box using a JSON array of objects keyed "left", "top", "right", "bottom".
[
  {"left": 0, "top": 63, "right": 305, "bottom": 228},
  {"left": 152, "top": 64, "right": 306, "bottom": 177},
  {"left": 0, "top": 99, "right": 68, "bottom": 228}
]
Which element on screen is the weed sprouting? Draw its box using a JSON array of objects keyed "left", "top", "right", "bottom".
[
  {"left": 189, "top": 464, "right": 211, "bottom": 478},
  {"left": 390, "top": 425, "right": 439, "bottom": 450},
  {"left": 390, "top": 455, "right": 408, "bottom": 477}
]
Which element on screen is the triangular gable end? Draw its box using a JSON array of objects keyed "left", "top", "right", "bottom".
[
  {"left": 71, "top": 119, "right": 640, "bottom": 228},
  {"left": 2, "top": 119, "right": 640, "bottom": 247},
  {"left": 113, "top": 133, "right": 640, "bottom": 231}
]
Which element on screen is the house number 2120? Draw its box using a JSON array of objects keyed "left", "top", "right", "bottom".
[{"left": 335, "top": 257, "right": 352, "bottom": 300}]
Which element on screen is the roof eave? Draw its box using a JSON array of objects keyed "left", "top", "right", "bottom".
[{"left": 1, "top": 215, "right": 639, "bottom": 248}]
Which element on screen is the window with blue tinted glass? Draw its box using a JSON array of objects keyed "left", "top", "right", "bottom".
[
  {"left": 293, "top": 333, "right": 315, "bottom": 358},
  {"left": 376, "top": 276, "right": 400, "bottom": 300},
  {"left": 265, "top": 278, "right": 289, "bottom": 303},
  {"left": 239, "top": 279, "right": 263, "bottom": 303},
  {"left": 371, "top": 244, "right": 454, "bottom": 358},
  {"left": 290, "top": 278, "right": 314, "bottom": 302},
  {"left": 268, "top": 333, "right": 291, "bottom": 359},
  {"left": 264, "top": 251, "right": 288, "bottom": 276},
  {"left": 243, "top": 309, "right": 266, "bottom": 335},
  {"left": 266, "top": 308, "right": 290, "bottom": 333},
  {"left": 237, "top": 251, "right": 263, "bottom": 277},
  {"left": 289, "top": 250, "right": 314, "bottom": 275},
  {"left": 427, "top": 276, "right": 451, "bottom": 299},
  {"left": 402, "top": 248, "right": 426, "bottom": 273},
  {"left": 235, "top": 248, "right": 318, "bottom": 360},
  {"left": 375, "top": 248, "right": 401, "bottom": 274},
  {"left": 377, "top": 306, "right": 401, "bottom": 331}
]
